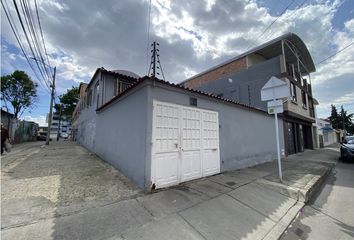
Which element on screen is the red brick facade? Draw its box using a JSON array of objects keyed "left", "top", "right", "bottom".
[{"left": 185, "top": 57, "right": 247, "bottom": 89}]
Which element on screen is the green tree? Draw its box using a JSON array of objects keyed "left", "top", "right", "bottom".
[
  {"left": 328, "top": 104, "right": 341, "bottom": 129},
  {"left": 54, "top": 86, "right": 79, "bottom": 117},
  {"left": 1, "top": 70, "right": 38, "bottom": 118},
  {"left": 339, "top": 105, "right": 353, "bottom": 133}
]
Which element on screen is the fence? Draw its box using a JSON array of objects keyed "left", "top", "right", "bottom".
[{"left": 3, "top": 119, "right": 38, "bottom": 144}]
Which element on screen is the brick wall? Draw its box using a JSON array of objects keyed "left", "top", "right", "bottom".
[{"left": 185, "top": 57, "right": 247, "bottom": 89}]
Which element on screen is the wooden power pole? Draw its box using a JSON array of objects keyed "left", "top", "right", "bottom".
[{"left": 46, "top": 66, "right": 56, "bottom": 145}]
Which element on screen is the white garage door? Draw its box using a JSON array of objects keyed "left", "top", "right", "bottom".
[{"left": 151, "top": 101, "right": 220, "bottom": 189}]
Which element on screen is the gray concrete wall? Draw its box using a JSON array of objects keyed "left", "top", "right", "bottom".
[
  {"left": 196, "top": 56, "right": 281, "bottom": 111},
  {"left": 94, "top": 87, "right": 149, "bottom": 189},
  {"left": 78, "top": 80, "right": 285, "bottom": 190},
  {"left": 77, "top": 72, "right": 101, "bottom": 151},
  {"left": 77, "top": 106, "right": 98, "bottom": 151},
  {"left": 146, "top": 84, "right": 285, "bottom": 173}
]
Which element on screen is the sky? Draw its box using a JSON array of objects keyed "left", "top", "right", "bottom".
[{"left": 1, "top": 0, "right": 353, "bottom": 126}]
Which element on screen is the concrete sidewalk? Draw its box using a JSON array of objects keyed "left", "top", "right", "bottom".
[{"left": 1, "top": 142, "right": 338, "bottom": 240}]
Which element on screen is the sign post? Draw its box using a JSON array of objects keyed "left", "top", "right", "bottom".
[{"left": 261, "top": 76, "right": 290, "bottom": 182}]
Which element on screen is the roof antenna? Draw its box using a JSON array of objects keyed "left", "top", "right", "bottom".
[{"left": 148, "top": 41, "right": 165, "bottom": 81}]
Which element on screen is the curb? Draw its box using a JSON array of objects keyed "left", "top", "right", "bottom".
[
  {"left": 263, "top": 202, "right": 304, "bottom": 240},
  {"left": 262, "top": 162, "right": 336, "bottom": 240},
  {"left": 299, "top": 163, "right": 335, "bottom": 203}
]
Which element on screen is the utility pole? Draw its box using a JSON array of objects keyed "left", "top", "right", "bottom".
[
  {"left": 56, "top": 104, "right": 62, "bottom": 141},
  {"left": 46, "top": 66, "right": 56, "bottom": 145}
]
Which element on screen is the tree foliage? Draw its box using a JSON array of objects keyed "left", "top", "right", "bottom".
[
  {"left": 1, "top": 70, "right": 38, "bottom": 118},
  {"left": 54, "top": 86, "right": 79, "bottom": 117},
  {"left": 328, "top": 104, "right": 354, "bottom": 134}
]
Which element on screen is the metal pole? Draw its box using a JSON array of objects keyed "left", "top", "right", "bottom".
[
  {"left": 152, "top": 42, "right": 156, "bottom": 77},
  {"left": 274, "top": 110, "right": 283, "bottom": 182},
  {"left": 46, "top": 66, "right": 56, "bottom": 145}
]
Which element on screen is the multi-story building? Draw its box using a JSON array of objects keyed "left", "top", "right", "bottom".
[
  {"left": 181, "top": 32, "right": 317, "bottom": 156},
  {"left": 48, "top": 114, "right": 72, "bottom": 139}
]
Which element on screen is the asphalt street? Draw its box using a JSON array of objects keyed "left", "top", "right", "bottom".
[{"left": 281, "top": 150, "right": 354, "bottom": 240}]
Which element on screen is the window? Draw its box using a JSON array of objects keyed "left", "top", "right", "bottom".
[
  {"left": 290, "top": 83, "right": 297, "bottom": 102},
  {"left": 114, "top": 78, "right": 131, "bottom": 96},
  {"left": 302, "top": 90, "right": 307, "bottom": 108}
]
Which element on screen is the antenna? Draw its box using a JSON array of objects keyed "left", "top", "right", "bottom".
[{"left": 148, "top": 41, "right": 165, "bottom": 80}]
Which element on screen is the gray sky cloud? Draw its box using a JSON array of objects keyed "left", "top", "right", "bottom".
[{"left": 1, "top": 0, "right": 353, "bottom": 119}]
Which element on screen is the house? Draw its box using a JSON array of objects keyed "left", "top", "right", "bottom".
[
  {"left": 1, "top": 108, "right": 38, "bottom": 143},
  {"left": 75, "top": 67, "right": 285, "bottom": 190},
  {"left": 316, "top": 118, "right": 342, "bottom": 147},
  {"left": 72, "top": 82, "right": 88, "bottom": 141},
  {"left": 181, "top": 32, "right": 317, "bottom": 156},
  {"left": 1, "top": 108, "right": 15, "bottom": 130}
]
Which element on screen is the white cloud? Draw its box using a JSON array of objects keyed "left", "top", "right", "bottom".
[
  {"left": 1, "top": 0, "right": 353, "bottom": 119},
  {"left": 23, "top": 115, "right": 47, "bottom": 126}
]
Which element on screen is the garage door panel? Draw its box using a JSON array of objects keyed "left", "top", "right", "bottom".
[
  {"left": 181, "top": 151, "right": 202, "bottom": 181},
  {"left": 203, "top": 149, "right": 220, "bottom": 176},
  {"left": 154, "top": 153, "right": 179, "bottom": 187}
]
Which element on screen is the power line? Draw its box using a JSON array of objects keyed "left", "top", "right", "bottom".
[
  {"left": 316, "top": 41, "right": 354, "bottom": 65},
  {"left": 12, "top": 0, "right": 50, "bottom": 88},
  {"left": 146, "top": 0, "right": 152, "bottom": 74},
  {"left": 34, "top": 0, "right": 53, "bottom": 78},
  {"left": 247, "top": 0, "right": 295, "bottom": 50},
  {"left": 1, "top": 0, "right": 51, "bottom": 93},
  {"left": 20, "top": 0, "right": 52, "bottom": 87},
  {"left": 261, "top": 0, "right": 310, "bottom": 44},
  {"left": 23, "top": 0, "right": 51, "bottom": 82}
]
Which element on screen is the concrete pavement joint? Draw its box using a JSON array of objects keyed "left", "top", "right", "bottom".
[
  {"left": 177, "top": 212, "right": 209, "bottom": 240},
  {"left": 225, "top": 192, "right": 278, "bottom": 224},
  {"left": 2, "top": 195, "right": 144, "bottom": 231},
  {"left": 136, "top": 198, "right": 157, "bottom": 219}
]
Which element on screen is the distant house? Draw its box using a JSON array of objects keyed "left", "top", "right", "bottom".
[
  {"left": 1, "top": 108, "right": 38, "bottom": 143},
  {"left": 316, "top": 119, "right": 342, "bottom": 147},
  {"left": 181, "top": 32, "right": 317, "bottom": 156},
  {"left": 1, "top": 108, "right": 15, "bottom": 130},
  {"left": 74, "top": 66, "right": 284, "bottom": 190}
]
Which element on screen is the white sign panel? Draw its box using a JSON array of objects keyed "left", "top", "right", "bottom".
[
  {"left": 261, "top": 76, "right": 290, "bottom": 101},
  {"left": 267, "top": 100, "right": 284, "bottom": 114}
]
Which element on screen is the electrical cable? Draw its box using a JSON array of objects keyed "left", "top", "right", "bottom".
[
  {"left": 247, "top": 0, "right": 295, "bottom": 50},
  {"left": 316, "top": 41, "right": 354, "bottom": 65},
  {"left": 34, "top": 0, "right": 53, "bottom": 78},
  {"left": 146, "top": 0, "right": 152, "bottom": 74},
  {"left": 20, "top": 0, "right": 51, "bottom": 88},
  {"left": 1, "top": 0, "right": 51, "bottom": 94},
  {"left": 23, "top": 0, "right": 51, "bottom": 82},
  {"left": 13, "top": 0, "right": 49, "bottom": 88}
]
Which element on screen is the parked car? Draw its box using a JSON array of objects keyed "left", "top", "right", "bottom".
[
  {"left": 61, "top": 133, "right": 69, "bottom": 139},
  {"left": 340, "top": 137, "right": 354, "bottom": 162},
  {"left": 37, "top": 132, "right": 52, "bottom": 141}
]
